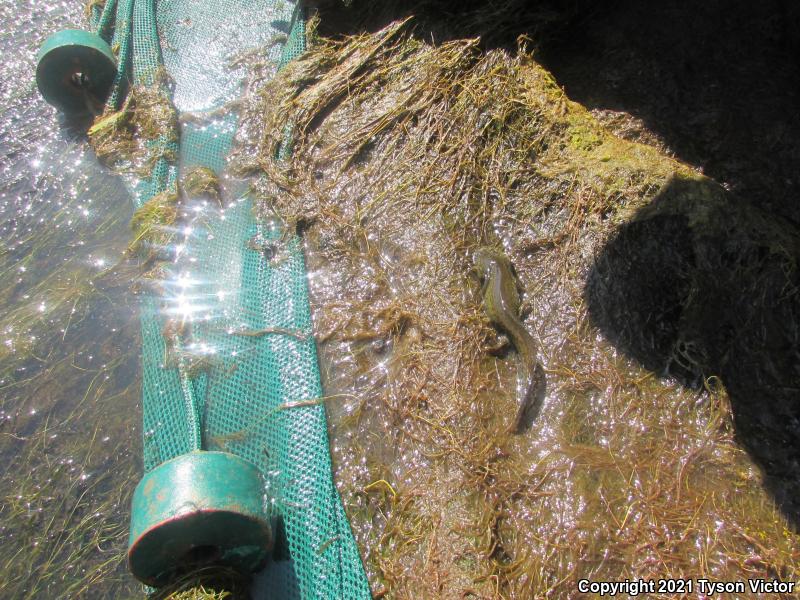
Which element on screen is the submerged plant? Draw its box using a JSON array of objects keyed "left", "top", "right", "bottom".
[{"left": 127, "top": 189, "right": 180, "bottom": 259}]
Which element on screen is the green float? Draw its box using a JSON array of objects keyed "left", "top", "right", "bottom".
[
  {"left": 35, "top": 29, "right": 116, "bottom": 115},
  {"left": 127, "top": 451, "right": 273, "bottom": 586}
]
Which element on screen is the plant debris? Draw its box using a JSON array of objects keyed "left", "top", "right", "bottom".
[
  {"left": 182, "top": 166, "right": 222, "bottom": 205},
  {"left": 87, "top": 79, "right": 179, "bottom": 176},
  {"left": 127, "top": 189, "right": 179, "bottom": 260}
]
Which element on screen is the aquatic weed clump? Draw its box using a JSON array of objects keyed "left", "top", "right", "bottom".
[
  {"left": 127, "top": 189, "right": 180, "bottom": 259},
  {"left": 182, "top": 167, "right": 222, "bottom": 205},
  {"left": 235, "top": 18, "right": 800, "bottom": 598},
  {"left": 149, "top": 566, "right": 249, "bottom": 600},
  {"left": 88, "top": 80, "right": 179, "bottom": 176}
]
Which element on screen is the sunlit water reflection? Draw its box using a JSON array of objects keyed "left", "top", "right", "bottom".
[{"left": 0, "top": 1, "right": 142, "bottom": 598}]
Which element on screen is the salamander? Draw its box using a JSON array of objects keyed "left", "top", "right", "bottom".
[{"left": 474, "top": 247, "right": 544, "bottom": 432}]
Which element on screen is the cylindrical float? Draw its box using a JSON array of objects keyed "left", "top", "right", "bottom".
[
  {"left": 127, "top": 451, "right": 273, "bottom": 586},
  {"left": 36, "top": 29, "right": 116, "bottom": 115}
]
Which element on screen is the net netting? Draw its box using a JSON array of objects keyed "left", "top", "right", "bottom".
[{"left": 90, "top": 0, "right": 370, "bottom": 597}]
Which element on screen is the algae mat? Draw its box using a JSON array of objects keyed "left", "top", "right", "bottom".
[{"left": 234, "top": 18, "right": 800, "bottom": 598}]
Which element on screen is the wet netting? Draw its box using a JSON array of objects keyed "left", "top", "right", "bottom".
[{"left": 88, "top": 0, "right": 370, "bottom": 596}]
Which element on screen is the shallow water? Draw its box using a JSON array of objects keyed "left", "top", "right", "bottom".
[{"left": 0, "top": 1, "right": 142, "bottom": 597}]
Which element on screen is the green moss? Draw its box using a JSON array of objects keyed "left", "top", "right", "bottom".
[{"left": 567, "top": 120, "right": 603, "bottom": 152}]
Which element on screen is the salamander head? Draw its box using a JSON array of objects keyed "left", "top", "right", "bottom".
[{"left": 473, "top": 247, "right": 509, "bottom": 278}]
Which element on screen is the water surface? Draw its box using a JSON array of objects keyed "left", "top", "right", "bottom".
[{"left": 0, "top": 1, "right": 142, "bottom": 597}]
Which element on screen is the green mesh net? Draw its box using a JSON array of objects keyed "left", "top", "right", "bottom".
[{"left": 90, "top": 1, "right": 370, "bottom": 597}]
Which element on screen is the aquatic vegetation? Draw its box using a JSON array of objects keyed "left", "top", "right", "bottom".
[
  {"left": 87, "top": 94, "right": 137, "bottom": 167},
  {"left": 88, "top": 80, "right": 179, "bottom": 175},
  {"left": 127, "top": 190, "right": 180, "bottom": 258},
  {"left": 0, "top": 385, "right": 139, "bottom": 599},
  {"left": 149, "top": 566, "right": 249, "bottom": 600},
  {"left": 235, "top": 17, "right": 800, "bottom": 597},
  {"left": 0, "top": 2, "right": 144, "bottom": 591},
  {"left": 182, "top": 167, "right": 221, "bottom": 205},
  {"left": 0, "top": 171, "right": 140, "bottom": 599},
  {"left": 0, "top": 166, "right": 141, "bottom": 598}
]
